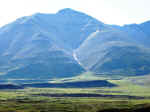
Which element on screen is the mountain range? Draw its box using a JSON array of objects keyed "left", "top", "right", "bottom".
[{"left": 0, "top": 8, "right": 150, "bottom": 79}]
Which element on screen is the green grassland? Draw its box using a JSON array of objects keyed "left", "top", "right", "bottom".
[
  {"left": 0, "top": 92, "right": 150, "bottom": 112},
  {"left": 0, "top": 73, "right": 150, "bottom": 112},
  {"left": 49, "top": 72, "right": 150, "bottom": 97}
]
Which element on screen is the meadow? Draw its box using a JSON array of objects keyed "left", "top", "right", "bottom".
[{"left": 0, "top": 74, "right": 150, "bottom": 112}]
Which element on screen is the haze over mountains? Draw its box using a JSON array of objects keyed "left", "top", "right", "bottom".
[{"left": 0, "top": 8, "right": 150, "bottom": 79}]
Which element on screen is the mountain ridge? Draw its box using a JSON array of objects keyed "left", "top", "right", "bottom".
[{"left": 0, "top": 8, "right": 150, "bottom": 80}]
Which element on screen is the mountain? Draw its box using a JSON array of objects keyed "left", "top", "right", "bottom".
[
  {"left": 0, "top": 8, "right": 150, "bottom": 80},
  {"left": 1, "top": 8, "right": 100, "bottom": 79},
  {"left": 76, "top": 23, "right": 150, "bottom": 76}
]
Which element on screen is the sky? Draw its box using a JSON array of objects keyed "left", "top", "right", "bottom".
[{"left": 0, "top": 0, "right": 150, "bottom": 27}]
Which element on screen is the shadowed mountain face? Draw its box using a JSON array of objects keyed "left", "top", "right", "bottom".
[
  {"left": 76, "top": 29, "right": 150, "bottom": 75},
  {"left": 0, "top": 8, "right": 150, "bottom": 79}
]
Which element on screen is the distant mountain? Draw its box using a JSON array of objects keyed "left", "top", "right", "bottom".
[{"left": 0, "top": 8, "right": 150, "bottom": 80}]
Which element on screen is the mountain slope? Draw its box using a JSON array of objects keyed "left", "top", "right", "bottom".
[
  {"left": 76, "top": 27, "right": 150, "bottom": 76},
  {"left": 0, "top": 8, "right": 150, "bottom": 80},
  {"left": 26, "top": 8, "right": 107, "bottom": 49},
  {"left": 0, "top": 9, "right": 97, "bottom": 79}
]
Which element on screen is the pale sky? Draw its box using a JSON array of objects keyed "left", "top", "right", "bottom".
[{"left": 0, "top": 0, "right": 150, "bottom": 27}]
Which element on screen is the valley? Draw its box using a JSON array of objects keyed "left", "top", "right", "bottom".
[
  {"left": 0, "top": 73, "right": 150, "bottom": 112},
  {"left": 0, "top": 75, "right": 150, "bottom": 112},
  {"left": 0, "top": 8, "right": 150, "bottom": 112}
]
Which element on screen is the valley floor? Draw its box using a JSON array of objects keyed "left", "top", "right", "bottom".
[
  {"left": 0, "top": 74, "right": 150, "bottom": 112},
  {"left": 0, "top": 93, "right": 150, "bottom": 112}
]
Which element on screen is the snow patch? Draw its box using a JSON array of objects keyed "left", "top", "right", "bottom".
[
  {"left": 73, "top": 51, "right": 87, "bottom": 70},
  {"left": 86, "top": 29, "right": 100, "bottom": 41}
]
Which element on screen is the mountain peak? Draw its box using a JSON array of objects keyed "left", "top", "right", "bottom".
[
  {"left": 58, "top": 8, "right": 77, "bottom": 14},
  {"left": 57, "top": 8, "right": 87, "bottom": 17}
]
